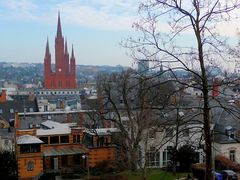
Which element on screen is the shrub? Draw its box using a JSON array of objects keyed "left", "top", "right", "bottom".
[
  {"left": 215, "top": 155, "right": 240, "bottom": 171},
  {"left": 91, "top": 160, "right": 118, "bottom": 175},
  {"left": 0, "top": 150, "right": 17, "bottom": 179},
  {"left": 175, "top": 145, "right": 199, "bottom": 172},
  {"left": 191, "top": 163, "right": 205, "bottom": 180}
]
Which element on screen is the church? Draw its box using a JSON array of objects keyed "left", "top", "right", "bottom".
[{"left": 44, "top": 13, "right": 77, "bottom": 90}]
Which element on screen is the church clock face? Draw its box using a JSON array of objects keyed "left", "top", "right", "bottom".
[{"left": 58, "top": 68, "right": 62, "bottom": 72}]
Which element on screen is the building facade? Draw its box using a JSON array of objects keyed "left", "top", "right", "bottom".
[
  {"left": 44, "top": 13, "right": 77, "bottom": 89},
  {"left": 15, "top": 112, "right": 118, "bottom": 179}
]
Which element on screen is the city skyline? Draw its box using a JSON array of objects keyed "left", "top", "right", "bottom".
[
  {"left": 0, "top": 0, "right": 239, "bottom": 68},
  {"left": 0, "top": 0, "right": 139, "bottom": 67}
]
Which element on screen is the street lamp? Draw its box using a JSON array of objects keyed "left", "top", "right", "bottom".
[{"left": 82, "top": 154, "right": 90, "bottom": 180}]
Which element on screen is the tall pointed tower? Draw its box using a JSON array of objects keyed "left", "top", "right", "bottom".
[{"left": 44, "top": 13, "right": 77, "bottom": 89}]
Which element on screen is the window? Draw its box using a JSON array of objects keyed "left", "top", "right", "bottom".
[
  {"left": 27, "top": 161, "right": 34, "bottom": 171},
  {"left": 51, "top": 81, "right": 54, "bottom": 87},
  {"left": 146, "top": 146, "right": 160, "bottom": 167},
  {"left": 73, "top": 135, "right": 81, "bottom": 144},
  {"left": 4, "top": 139, "right": 8, "bottom": 146},
  {"left": 10, "top": 109, "right": 14, "bottom": 113},
  {"left": 230, "top": 150, "right": 235, "bottom": 162},
  {"left": 39, "top": 137, "right": 48, "bottom": 144},
  {"left": 149, "top": 129, "right": 155, "bottom": 138},
  {"left": 29, "top": 108, "right": 34, "bottom": 112},
  {"left": 44, "top": 106, "right": 48, "bottom": 112},
  {"left": 77, "top": 135, "right": 81, "bottom": 143},
  {"left": 166, "top": 128, "right": 173, "bottom": 137},
  {"left": 0, "top": 109, "right": 2, "bottom": 114},
  {"left": 50, "top": 136, "right": 59, "bottom": 144},
  {"left": 20, "top": 144, "right": 41, "bottom": 154},
  {"left": 60, "top": 136, "right": 69, "bottom": 144},
  {"left": 99, "top": 137, "right": 105, "bottom": 146},
  {"left": 120, "top": 98, "right": 123, "bottom": 104},
  {"left": 66, "top": 81, "right": 70, "bottom": 87},
  {"left": 162, "top": 146, "right": 172, "bottom": 166}
]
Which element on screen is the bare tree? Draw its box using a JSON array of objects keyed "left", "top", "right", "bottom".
[
  {"left": 124, "top": 0, "right": 240, "bottom": 179},
  {"left": 96, "top": 69, "right": 175, "bottom": 173}
]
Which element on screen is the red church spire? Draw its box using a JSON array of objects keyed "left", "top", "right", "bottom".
[
  {"left": 71, "top": 44, "right": 75, "bottom": 58},
  {"left": 44, "top": 13, "right": 77, "bottom": 89},
  {"left": 70, "top": 45, "right": 76, "bottom": 88},
  {"left": 45, "top": 38, "right": 50, "bottom": 56},
  {"left": 64, "top": 39, "right": 69, "bottom": 73},
  {"left": 57, "top": 12, "right": 62, "bottom": 38},
  {"left": 70, "top": 45, "right": 76, "bottom": 74},
  {"left": 44, "top": 38, "right": 52, "bottom": 89},
  {"left": 65, "top": 38, "right": 68, "bottom": 54}
]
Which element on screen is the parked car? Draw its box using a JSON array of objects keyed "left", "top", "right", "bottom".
[{"left": 221, "top": 170, "right": 238, "bottom": 180}]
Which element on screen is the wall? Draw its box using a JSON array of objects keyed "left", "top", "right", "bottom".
[
  {"left": 16, "top": 143, "right": 43, "bottom": 179},
  {"left": 214, "top": 142, "right": 240, "bottom": 164},
  {"left": 88, "top": 147, "right": 116, "bottom": 167}
]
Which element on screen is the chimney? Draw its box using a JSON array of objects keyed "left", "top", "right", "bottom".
[
  {"left": 14, "top": 112, "right": 19, "bottom": 129},
  {"left": 213, "top": 78, "right": 219, "bottom": 98},
  {"left": 0, "top": 89, "right": 7, "bottom": 102}
]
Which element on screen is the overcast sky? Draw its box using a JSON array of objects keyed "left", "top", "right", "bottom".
[
  {"left": 0, "top": 0, "right": 139, "bottom": 66},
  {"left": 0, "top": 0, "right": 239, "bottom": 68}
]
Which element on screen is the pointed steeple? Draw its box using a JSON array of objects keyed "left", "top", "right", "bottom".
[
  {"left": 57, "top": 11, "right": 62, "bottom": 37},
  {"left": 65, "top": 38, "right": 68, "bottom": 54},
  {"left": 45, "top": 38, "right": 50, "bottom": 56},
  {"left": 64, "top": 38, "right": 70, "bottom": 74},
  {"left": 71, "top": 45, "right": 75, "bottom": 58},
  {"left": 70, "top": 44, "right": 76, "bottom": 75}
]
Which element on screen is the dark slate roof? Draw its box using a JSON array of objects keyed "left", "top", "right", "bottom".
[
  {"left": 37, "top": 94, "right": 80, "bottom": 102},
  {"left": 17, "top": 110, "right": 93, "bottom": 130},
  {"left": 0, "top": 128, "right": 14, "bottom": 139},
  {"left": 0, "top": 95, "right": 38, "bottom": 123},
  {"left": 81, "top": 97, "right": 100, "bottom": 110}
]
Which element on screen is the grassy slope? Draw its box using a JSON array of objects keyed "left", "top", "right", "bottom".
[{"left": 119, "top": 169, "right": 189, "bottom": 180}]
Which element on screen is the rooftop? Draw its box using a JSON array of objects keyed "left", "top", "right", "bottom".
[
  {"left": 37, "top": 120, "right": 73, "bottom": 136},
  {"left": 17, "top": 134, "right": 43, "bottom": 145}
]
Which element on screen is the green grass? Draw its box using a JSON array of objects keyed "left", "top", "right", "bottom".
[{"left": 119, "top": 169, "right": 190, "bottom": 180}]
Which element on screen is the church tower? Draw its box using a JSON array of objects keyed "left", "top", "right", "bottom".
[{"left": 44, "top": 13, "right": 77, "bottom": 89}]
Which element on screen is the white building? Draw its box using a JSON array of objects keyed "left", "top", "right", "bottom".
[
  {"left": 0, "top": 129, "right": 14, "bottom": 152},
  {"left": 138, "top": 123, "right": 205, "bottom": 168}
]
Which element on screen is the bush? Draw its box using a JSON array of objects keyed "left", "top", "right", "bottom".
[
  {"left": 91, "top": 160, "right": 118, "bottom": 175},
  {"left": 215, "top": 155, "right": 240, "bottom": 171},
  {"left": 175, "top": 145, "right": 199, "bottom": 172},
  {"left": 191, "top": 163, "right": 205, "bottom": 180},
  {"left": 0, "top": 150, "right": 17, "bottom": 179}
]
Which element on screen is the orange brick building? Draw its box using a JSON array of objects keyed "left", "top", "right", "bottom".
[{"left": 15, "top": 114, "right": 118, "bottom": 179}]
